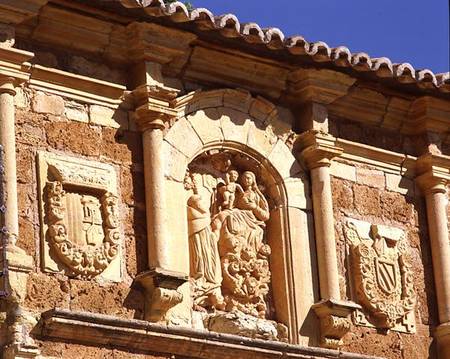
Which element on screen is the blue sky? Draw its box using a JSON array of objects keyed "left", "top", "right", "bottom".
[{"left": 192, "top": 0, "right": 450, "bottom": 74}]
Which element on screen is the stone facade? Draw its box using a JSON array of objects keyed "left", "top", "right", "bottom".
[{"left": 0, "top": 1, "right": 448, "bottom": 359}]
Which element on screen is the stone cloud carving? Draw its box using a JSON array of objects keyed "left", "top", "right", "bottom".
[
  {"left": 38, "top": 152, "right": 121, "bottom": 280},
  {"left": 344, "top": 219, "right": 416, "bottom": 333}
]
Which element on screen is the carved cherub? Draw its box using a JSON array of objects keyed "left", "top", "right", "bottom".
[{"left": 218, "top": 169, "right": 243, "bottom": 209}]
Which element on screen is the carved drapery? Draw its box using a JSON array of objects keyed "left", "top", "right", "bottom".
[{"left": 185, "top": 152, "right": 272, "bottom": 319}]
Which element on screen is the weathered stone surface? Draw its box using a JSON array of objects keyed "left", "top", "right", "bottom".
[
  {"left": 207, "top": 312, "right": 280, "bottom": 341},
  {"left": 65, "top": 101, "right": 89, "bottom": 123},
  {"left": 186, "top": 109, "right": 223, "bottom": 145},
  {"left": 356, "top": 167, "right": 385, "bottom": 188},
  {"left": 330, "top": 161, "right": 356, "bottom": 182},
  {"left": 32, "top": 91, "right": 65, "bottom": 115},
  {"left": 385, "top": 173, "right": 415, "bottom": 196},
  {"left": 90, "top": 105, "right": 128, "bottom": 129}
]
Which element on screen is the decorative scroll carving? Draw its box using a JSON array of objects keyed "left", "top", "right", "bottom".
[
  {"left": 312, "top": 299, "right": 361, "bottom": 349},
  {"left": 185, "top": 150, "right": 281, "bottom": 336},
  {"left": 344, "top": 219, "right": 416, "bottom": 332},
  {"left": 46, "top": 182, "right": 120, "bottom": 278},
  {"left": 38, "top": 152, "right": 121, "bottom": 280}
]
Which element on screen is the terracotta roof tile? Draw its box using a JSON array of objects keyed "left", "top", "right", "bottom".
[{"left": 116, "top": 0, "right": 449, "bottom": 94}]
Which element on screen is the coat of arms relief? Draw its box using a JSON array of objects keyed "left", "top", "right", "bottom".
[
  {"left": 343, "top": 219, "right": 416, "bottom": 333},
  {"left": 38, "top": 152, "right": 121, "bottom": 280},
  {"left": 184, "top": 150, "right": 287, "bottom": 341}
]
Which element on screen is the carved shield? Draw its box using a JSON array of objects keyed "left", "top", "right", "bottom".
[{"left": 375, "top": 257, "right": 397, "bottom": 295}]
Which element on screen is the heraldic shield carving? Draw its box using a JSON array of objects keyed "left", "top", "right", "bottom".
[
  {"left": 343, "top": 219, "right": 416, "bottom": 333},
  {"left": 38, "top": 152, "right": 121, "bottom": 280}
]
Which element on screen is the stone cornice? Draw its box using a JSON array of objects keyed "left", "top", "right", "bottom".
[
  {"left": 336, "top": 139, "right": 417, "bottom": 176},
  {"left": 407, "top": 96, "right": 450, "bottom": 134},
  {"left": 286, "top": 68, "right": 356, "bottom": 105},
  {"left": 126, "top": 22, "right": 196, "bottom": 64},
  {"left": 0, "top": 0, "right": 48, "bottom": 25},
  {"left": 29, "top": 65, "right": 126, "bottom": 107},
  {"left": 39, "top": 309, "right": 382, "bottom": 359},
  {"left": 0, "top": 47, "right": 33, "bottom": 83}
]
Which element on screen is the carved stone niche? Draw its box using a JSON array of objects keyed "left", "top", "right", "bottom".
[
  {"left": 38, "top": 152, "right": 121, "bottom": 281},
  {"left": 343, "top": 218, "right": 416, "bottom": 333},
  {"left": 184, "top": 150, "right": 289, "bottom": 342}
]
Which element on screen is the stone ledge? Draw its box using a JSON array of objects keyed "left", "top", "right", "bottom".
[{"left": 38, "top": 309, "right": 383, "bottom": 359}]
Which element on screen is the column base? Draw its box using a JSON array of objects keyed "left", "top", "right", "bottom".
[
  {"left": 134, "top": 267, "right": 188, "bottom": 324},
  {"left": 312, "top": 299, "right": 361, "bottom": 349},
  {"left": 435, "top": 322, "right": 450, "bottom": 359}
]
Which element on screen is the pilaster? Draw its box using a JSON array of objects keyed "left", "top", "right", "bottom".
[
  {"left": 132, "top": 61, "right": 188, "bottom": 324},
  {"left": 415, "top": 154, "right": 450, "bottom": 359},
  {"left": 296, "top": 131, "right": 358, "bottom": 348}
]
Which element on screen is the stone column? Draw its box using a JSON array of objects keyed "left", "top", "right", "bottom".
[
  {"left": 0, "top": 77, "right": 19, "bottom": 246},
  {"left": 297, "top": 131, "right": 360, "bottom": 349},
  {"left": 132, "top": 63, "right": 188, "bottom": 324},
  {"left": 416, "top": 166, "right": 450, "bottom": 358},
  {"left": 138, "top": 113, "right": 170, "bottom": 270}
]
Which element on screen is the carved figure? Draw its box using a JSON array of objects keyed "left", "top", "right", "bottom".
[
  {"left": 186, "top": 151, "right": 274, "bottom": 318},
  {"left": 344, "top": 219, "right": 416, "bottom": 332},
  {"left": 187, "top": 175, "right": 225, "bottom": 310},
  {"left": 218, "top": 170, "right": 243, "bottom": 209}
]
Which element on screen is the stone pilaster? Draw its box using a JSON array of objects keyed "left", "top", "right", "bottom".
[
  {"left": 416, "top": 154, "right": 450, "bottom": 359},
  {"left": 296, "top": 131, "right": 359, "bottom": 348},
  {"left": 132, "top": 62, "right": 188, "bottom": 324}
]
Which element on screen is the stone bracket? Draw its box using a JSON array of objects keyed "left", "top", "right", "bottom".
[
  {"left": 312, "top": 299, "right": 361, "bottom": 349},
  {"left": 134, "top": 267, "right": 188, "bottom": 323}
]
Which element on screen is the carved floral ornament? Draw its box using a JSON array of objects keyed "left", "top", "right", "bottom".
[
  {"left": 343, "top": 219, "right": 416, "bottom": 333},
  {"left": 38, "top": 152, "right": 121, "bottom": 279}
]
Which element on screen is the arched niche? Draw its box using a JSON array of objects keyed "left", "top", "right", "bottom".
[{"left": 161, "top": 89, "right": 318, "bottom": 344}]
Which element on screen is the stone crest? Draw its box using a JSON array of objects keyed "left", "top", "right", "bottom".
[
  {"left": 38, "top": 152, "right": 121, "bottom": 280},
  {"left": 344, "top": 219, "right": 416, "bottom": 332}
]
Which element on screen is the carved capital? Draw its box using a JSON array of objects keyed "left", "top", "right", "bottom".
[
  {"left": 295, "top": 131, "right": 343, "bottom": 169},
  {"left": 287, "top": 68, "right": 356, "bottom": 105},
  {"left": 135, "top": 268, "right": 188, "bottom": 323},
  {"left": 415, "top": 154, "right": 450, "bottom": 195},
  {"left": 312, "top": 299, "right": 361, "bottom": 349},
  {"left": 132, "top": 62, "right": 180, "bottom": 131}
]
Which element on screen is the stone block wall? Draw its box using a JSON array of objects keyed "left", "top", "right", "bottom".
[{"left": 14, "top": 86, "right": 147, "bottom": 325}]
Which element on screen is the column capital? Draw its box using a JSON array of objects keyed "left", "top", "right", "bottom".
[
  {"left": 0, "top": 76, "right": 16, "bottom": 96},
  {"left": 133, "top": 84, "right": 180, "bottom": 131},
  {"left": 415, "top": 153, "right": 450, "bottom": 195},
  {"left": 295, "top": 131, "right": 343, "bottom": 169}
]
